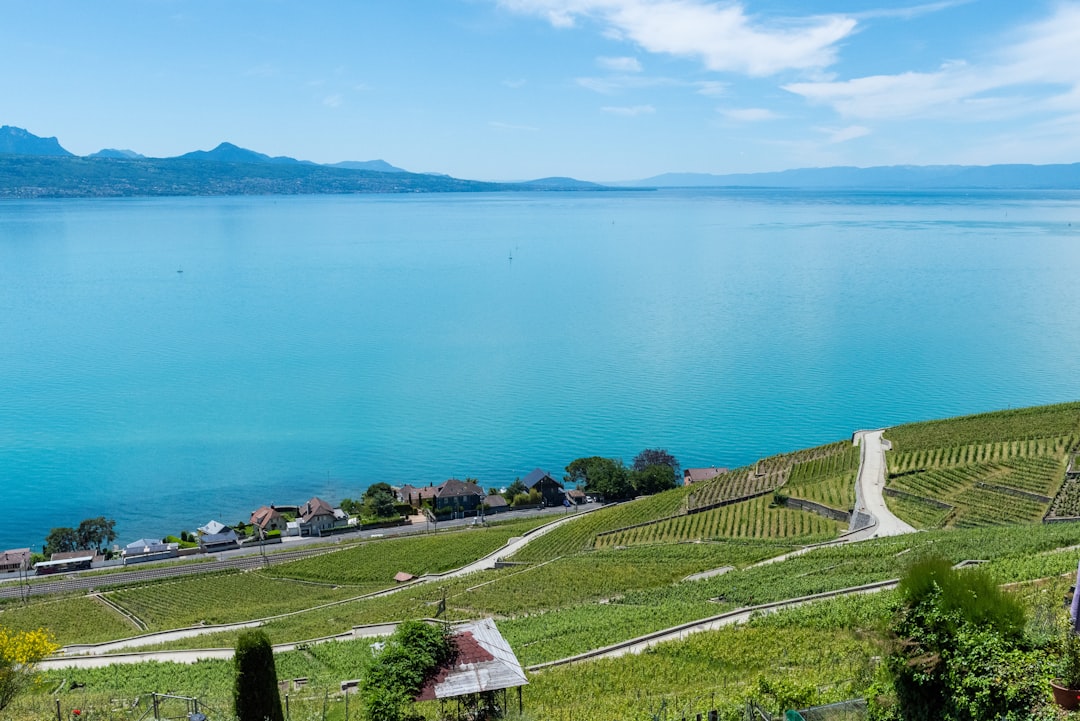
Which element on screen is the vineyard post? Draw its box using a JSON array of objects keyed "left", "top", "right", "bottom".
[
  {"left": 55, "top": 698, "right": 61, "bottom": 721},
  {"left": 285, "top": 694, "right": 290, "bottom": 721}
]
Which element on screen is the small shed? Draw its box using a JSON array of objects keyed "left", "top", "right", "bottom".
[
  {"left": 394, "top": 571, "right": 415, "bottom": 583},
  {"left": 415, "top": 618, "right": 528, "bottom": 718}
]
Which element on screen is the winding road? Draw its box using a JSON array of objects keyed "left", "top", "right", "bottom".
[{"left": 849, "top": 429, "right": 916, "bottom": 540}]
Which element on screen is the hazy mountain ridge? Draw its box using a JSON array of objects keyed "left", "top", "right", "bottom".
[
  {"left": 628, "top": 163, "right": 1080, "bottom": 189},
  {"left": 0, "top": 126, "right": 621, "bottom": 196},
  {"left": 5, "top": 125, "right": 1080, "bottom": 195}
]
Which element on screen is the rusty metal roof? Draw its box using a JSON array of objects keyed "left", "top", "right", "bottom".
[{"left": 415, "top": 619, "right": 528, "bottom": 701}]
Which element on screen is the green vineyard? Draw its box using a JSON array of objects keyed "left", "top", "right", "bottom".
[
  {"left": 685, "top": 440, "right": 854, "bottom": 513},
  {"left": 884, "top": 412, "right": 1076, "bottom": 527},
  {"left": 594, "top": 495, "right": 843, "bottom": 547},
  {"left": 784, "top": 443, "right": 861, "bottom": 511}
]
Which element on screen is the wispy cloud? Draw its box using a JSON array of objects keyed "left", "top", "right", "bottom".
[
  {"left": 821, "top": 125, "right": 871, "bottom": 143},
  {"left": 503, "top": 78, "right": 528, "bottom": 88},
  {"left": 695, "top": 80, "right": 727, "bottom": 97},
  {"left": 498, "top": 0, "right": 856, "bottom": 76},
  {"left": 323, "top": 94, "right": 343, "bottom": 108},
  {"left": 851, "top": 0, "right": 971, "bottom": 21},
  {"left": 602, "top": 104, "right": 655, "bottom": 115},
  {"left": 576, "top": 74, "right": 681, "bottom": 94},
  {"left": 597, "top": 55, "right": 642, "bottom": 72},
  {"left": 720, "top": 107, "right": 779, "bottom": 122},
  {"left": 785, "top": 3, "right": 1080, "bottom": 122}
]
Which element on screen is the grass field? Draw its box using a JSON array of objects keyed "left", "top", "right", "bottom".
[{"left": 0, "top": 595, "right": 140, "bottom": 646}]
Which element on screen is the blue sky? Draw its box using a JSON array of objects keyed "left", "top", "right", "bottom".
[{"left": 3, "top": 1, "right": 1079, "bottom": 180}]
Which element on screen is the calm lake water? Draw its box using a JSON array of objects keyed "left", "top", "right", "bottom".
[{"left": 2, "top": 189, "right": 1080, "bottom": 549}]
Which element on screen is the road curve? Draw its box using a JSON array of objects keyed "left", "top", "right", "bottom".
[{"left": 848, "top": 429, "right": 915, "bottom": 541}]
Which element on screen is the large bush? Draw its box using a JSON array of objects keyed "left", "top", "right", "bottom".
[{"left": 871, "top": 556, "right": 1049, "bottom": 721}]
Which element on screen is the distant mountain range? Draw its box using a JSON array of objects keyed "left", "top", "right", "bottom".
[
  {"left": 4, "top": 124, "right": 1080, "bottom": 197},
  {"left": 624, "top": 164, "right": 1080, "bottom": 190},
  {"left": 0, "top": 126, "right": 609, "bottom": 198}
]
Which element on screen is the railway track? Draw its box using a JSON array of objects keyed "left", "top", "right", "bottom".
[{"left": 0, "top": 545, "right": 341, "bottom": 601}]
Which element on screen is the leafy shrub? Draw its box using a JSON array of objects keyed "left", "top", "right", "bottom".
[{"left": 872, "top": 556, "right": 1047, "bottom": 721}]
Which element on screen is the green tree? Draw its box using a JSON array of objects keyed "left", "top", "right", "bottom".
[
  {"left": 43, "top": 527, "right": 78, "bottom": 556},
  {"left": 363, "top": 482, "right": 395, "bottom": 500},
  {"left": 363, "top": 620, "right": 455, "bottom": 721},
  {"left": 503, "top": 477, "right": 527, "bottom": 500},
  {"left": 364, "top": 489, "right": 398, "bottom": 520},
  {"left": 565, "top": 457, "right": 633, "bottom": 501},
  {"left": 872, "top": 556, "right": 1042, "bottom": 721},
  {"left": 233, "top": 630, "right": 284, "bottom": 721},
  {"left": 632, "top": 448, "right": 680, "bottom": 475},
  {"left": 76, "top": 516, "right": 117, "bottom": 553},
  {"left": 630, "top": 463, "right": 677, "bottom": 495}
]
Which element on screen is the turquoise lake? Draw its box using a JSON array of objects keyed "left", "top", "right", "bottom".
[{"left": 2, "top": 189, "right": 1080, "bottom": 550}]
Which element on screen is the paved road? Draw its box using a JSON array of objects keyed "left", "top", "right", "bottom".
[{"left": 848, "top": 429, "right": 916, "bottom": 541}]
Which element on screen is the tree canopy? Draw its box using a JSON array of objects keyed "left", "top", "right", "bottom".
[
  {"left": 43, "top": 527, "right": 78, "bottom": 556},
  {"left": 363, "top": 620, "right": 455, "bottom": 721},
  {"left": 632, "top": 448, "right": 680, "bottom": 475},
  {"left": 565, "top": 457, "right": 633, "bottom": 501},
  {"left": 630, "top": 463, "right": 678, "bottom": 495},
  {"left": 76, "top": 517, "right": 117, "bottom": 552}
]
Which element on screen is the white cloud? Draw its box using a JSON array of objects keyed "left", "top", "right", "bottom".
[
  {"left": 720, "top": 107, "right": 779, "bottom": 121},
  {"left": 851, "top": 0, "right": 971, "bottom": 21},
  {"left": 820, "top": 125, "right": 871, "bottom": 143},
  {"left": 499, "top": 0, "right": 856, "bottom": 76},
  {"left": 785, "top": 3, "right": 1080, "bottom": 122},
  {"left": 503, "top": 78, "right": 528, "bottom": 88},
  {"left": 576, "top": 74, "right": 681, "bottom": 93},
  {"left": 597, "top": 55, "right": 642, "bottom": 72},
  {"left": 323, "top": 94, "right": 343, "bottom": 108},
  {"left": 695, "top": 80, "right": 728, "bottom": 96},
  {"left": 602, "top": 104, "right": 655, "bottom": 115}
]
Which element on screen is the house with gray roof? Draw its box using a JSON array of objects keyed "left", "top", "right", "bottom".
[{"left": 522, "top": 468, "right": 566, "bottom": 506}]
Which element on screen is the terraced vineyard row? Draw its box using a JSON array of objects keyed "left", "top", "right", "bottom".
[
  {"left": 785, "top": 445, "right": 860, "bottom": 510},
  {"left": 595, "top": 495, "right": 842, "bottom": 547},
  {"left": 1048, "top": 474, "right": 1080, "bottom": 518},
  {"left": 949, "top": 487, "right": 1046, "bottom": 527},
  {"left": 105, "top": 571, "right": 362, "bottom": 631},
  {"left": 686, "top": 440, "right": 852, "bottom": 512},
  {"left": 887, "top": 436, "right": 1074, "bottom": 476},
  {"left": 885, "top": 401, "right": 1080, "bottom": 452},
  {"left": 0, "top": 595, "right": 141, "bottom": 646},
  {"left": 508, "top": 489, "right": 692, "bottom": 563},
  {"left": 886, "top": 454, "right": 1070, "bottom": 528}
]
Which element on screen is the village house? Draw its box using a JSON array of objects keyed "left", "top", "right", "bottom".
[
  {"left": 683, "top": 467, "right": 729, "bottom": 486},
  {"left": 122, "top": 538, "right": 179, "bottom": 564},
  {"left": 197, "top": 520, "right": 240, "bottom": 552},
  {"left": 299, "top": 496, "right": 348, "bottom": 536},
  {"left": 250, "top": 505, "right": 286, "bottom": 534},
  {"left": 0, "top": 548, "right": 30, "bottom": 573},
  {"left": 433, "top": 479, "right": 486, "bottom": 512},
  {"left": 397, "top": 483, "right": 442, "bottom": 508},
  {"left": 522, "top": 468, "right": 566, "bottom": 506}
]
